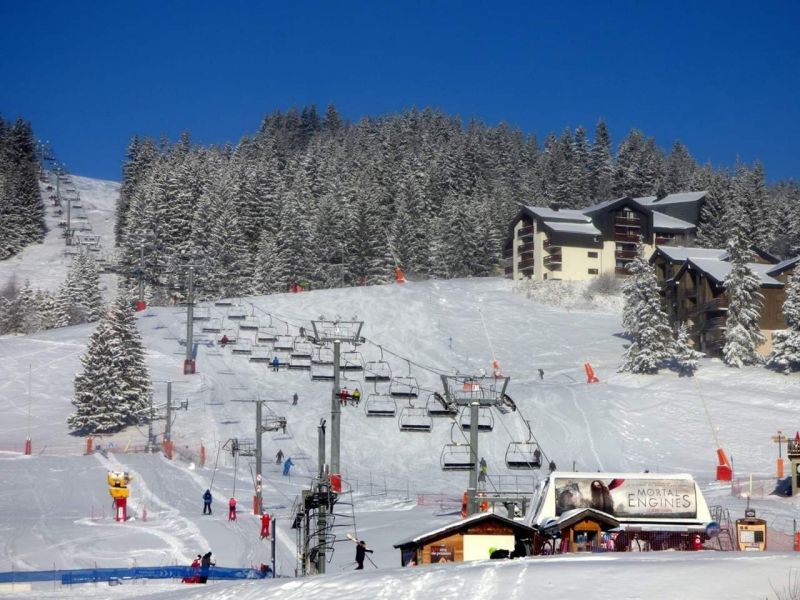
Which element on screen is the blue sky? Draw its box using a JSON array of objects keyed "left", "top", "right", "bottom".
[{"left": 1, "top": 1, "right": 798, "bottom": 182}]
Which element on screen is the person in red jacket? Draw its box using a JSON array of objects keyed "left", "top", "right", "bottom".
[
  {"left": 228, "top": 497, "right": 237, "bottom": 521},
  {"left": 260, "top": 513, "right": 271, "bottom": 539}
]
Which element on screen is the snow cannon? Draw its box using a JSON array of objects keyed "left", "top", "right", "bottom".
[
  {"left": 107, "top": 471, "right": 133, "bottom": 521},
  {"left": 715, "top": 449, "right": 732, "bottom": 481}
]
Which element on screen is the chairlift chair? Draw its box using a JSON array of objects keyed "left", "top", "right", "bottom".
[
  {"left": 426, "top": 392, "right": 458, "bottom": 417},
  {"left": 398, "top": 406, "right": 433, "bottom": 432},
  {"left": 231, "top": 340, "right": 253, "bottom": 355},
  {"left": 340, "top": 351, "right": 364, "bottom": 372},
  {"left": 312, "top": 346, "right": 334, "bottom": 365},
  {"left": 364, "top": 394, "right": 396, "bottom": 417},
  {"left": 239, "top": 317, "right": 260, "bottom": 331},
  {"left": 215, "top": 299, "right": 233, "bottom": 307},
  {"left": 440, "top": 444, "right": 476, "bottom": 471},
  {"left": 274, "top": 334, "right": 295, "bottom": 351},
  {"left": 227, "top": 306, "right": 248, "bottom": 320},
  {"left": 390, "top": 377, "right": 419, "bottom": 398},
  {"left": 201, "top": 319, "right": 223, "bottom": 333},
  {"left": 505, "top": 421, "right": 542, "bottom": 469},
  {"left": 364, "top": 347, "right": 392, "bottom": 381},
  {"left": 289, "top": 354, "right": 311, "bottom": 370},
  {"left": 249, "top": 345, "right": 272, "bottom": 363},
  {"left": 310, "top": 362, "right": 334, "bottom": 381},
  {"left": 292, "top": 340, "right": 313, "bottom": 357},
  {"left": 257, "top": 327, "right": 278, "bottom": 343},
  {"left": 459, "top": 406, "right": 494, "bottom": 432}
]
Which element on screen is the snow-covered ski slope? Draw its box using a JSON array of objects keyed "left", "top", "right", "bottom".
[
  {"left": 0, "top": 173, "right": 119, "bottom": 293},
  {"left": 2, "top": 176, "right": 800, "bottom": 598}
]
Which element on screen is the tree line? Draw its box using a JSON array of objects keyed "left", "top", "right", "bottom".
[{"left": 112, "top": 105, "right": 800, "bottom": 300}]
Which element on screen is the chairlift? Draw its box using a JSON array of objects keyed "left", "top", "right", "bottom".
[
  {"left": 426, "top": 392, "right": 457, "bottom": 417},
  {"left": 257, "top": 327, "right": 278, "bottom": 343},
  {"left": 215, "top": 299, "right": 233, "bottom": 307},
  {"left": 249, "top": 345, "right": 272, "bottom": 363},
  {"left": 289, "top": 355, "right": 311, "bottom": 370},
  {"left": 312, "top": 346, "right": 334, "bottom": 365},
  {"left": 459, "top": 406, "right": 494, "bottom": 432},
  {"left": 365, "top": 347, "right": 392, "bottom": 382},
  {"left": 505, "top": 421, "right": 542, "bottom": 469},
  {"left": 398, "top": 406, "right": 432, "bottom": 432},
  {"left": 201, "top": 319, "right": 223, "bottom": 333},
  {"left": 364, "top": 393, "right": 396, "bottom": 417},
  {"left": 440, "top": 443, "right": 475, "bottom": 471},
  {"left": 262, "top": 416, "right": 287, "bottom": 433},
  {"left": 340, "top": 350, "right": 364, "bottom": 372},
  {"left": 274, "top": 325, "right": 295, "bottom": 350}
]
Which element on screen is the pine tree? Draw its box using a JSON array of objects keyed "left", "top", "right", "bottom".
[
  {"left": 674, "top": 323, "right": 703, "bottom": 375},
  {"left": 590, "top": 119, "right": 615, "bottom": 201},
  {"left": 619, "top": 243, "right": 674, "bottom": 373},
  {"left": 108, "top": 291, "right": 152, "bottom": 423},
  {"left": 693, "top": 166, "right": 730, "bottom": 248},
  {"left": 722, "top": 235, "right": 765, "bottom": 367},
  {"left": 767, "top": 269, "right": 800, "bottom": 372},
  {"left": 665, "top": 141, "right": 696, "bottom": 192}
]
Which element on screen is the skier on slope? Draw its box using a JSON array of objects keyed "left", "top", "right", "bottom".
[
  {"left": 199, "top": 551, "right": 215, "bottom": 583},
  {"left": 202, "top": 489, "right": 212, "bottom": 515},
  {"left": 228, "top": 497, "right": 237, "bottom": 521},
  {"left": 292, "top": 392, "right": 298, "bottom": 405},
  {"left": 282, "top": 457, "right": 294, "bottom": 476},
  {"left": 276, "top": 449, "right": 284, "bottom": 464},
  {"left": 355, "top": 540, "right": 373, "bottom": 570},
  {"left": 260, "top": 513, "right": 271, "bottom": 539}
]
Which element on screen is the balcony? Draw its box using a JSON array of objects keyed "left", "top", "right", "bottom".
[
  {"left": 518, "top": 241, "right": 535, "bottom": 253},
  {"left": 519, "top": 225, "right": 534, "bottom": 238},
  {"left": 655, "top": 236, "right": 671, "bottom": 245},
  {"left": 615, "top": 249, "right": 638, "bottom": 260},
  {"left": 614, "top": 232, "right": 641, "bottom": 243},
  {"left": 543, "top": 238, "right": 560, "bottom": 250},
  {"left": 543, "top": 253, "right": 562, "bottom": 266},
  {"left": 499, "top": 256, "right": 512, "bottom": 268},
  {"left": 615, "top": 266, "right": 632, "bottom": 276},
  {"left": 702, "top": 297, "right": 729, "bottom": 312},
  {"left": 615, "top": 216, "right": 641, "bottom": 226},
  {"left": 701, "top": 316, "right": 726, "bottom": 332},
  {"left": 517, "top": 258, "right": 535, "bottom": 269}
]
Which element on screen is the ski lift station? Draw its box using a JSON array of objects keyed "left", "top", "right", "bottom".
[{"left": 525, "top": 472, "right": 714, "bottom": 554}]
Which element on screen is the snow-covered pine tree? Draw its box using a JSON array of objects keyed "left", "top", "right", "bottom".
[
  {"left": 619, "top": 242, "right": 675, "bottom": 373},
  {"left": 590, "top": 119, "right": 615, "bottom": 201},
  {"left": 674, "top": 323, "right": 703, "bottom": 375},
  {"left": 693, "top": 166, "right": 730, "bottom": 248},
  {"left": 68, "top": 317, "right": 129, "bottom": 433},
  {"left": 665, "top": 141, "right": 696, "bottom": 193},
  {"left": 767, "top": 268, "right": 800, "bottom": 372},
  {"left": 570, "top": 127, "right": 591, "bottom": 207},
  {"left": 108, "top": 290, "right": 152, "bottom": 423},
  {"left": 722, "top": 234, "right": 765, "bottom": 367}
]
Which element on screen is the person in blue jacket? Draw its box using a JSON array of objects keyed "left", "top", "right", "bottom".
[
  {"left": 203, "top": 489, "right": 212, "bottom": 515},
  {"left": 272, "top": 356, "right": 280, "bottom": 372},
  {"left": 282, "top": 457, "right": 294, "bottom": 476}
]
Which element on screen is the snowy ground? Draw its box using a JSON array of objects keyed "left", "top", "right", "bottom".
[{"left": 1, "top": 176, "right": 800, "bottom": 599}]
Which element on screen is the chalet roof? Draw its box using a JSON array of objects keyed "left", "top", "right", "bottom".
[
  {"left": 651, "top": 212, "right": 696, "bottom": 232},
  {"left": 393, "top": 512, "right": 536, "bottom": 548},
  {"left": 719, "top": 246, "right": 781, "bottom": 265},
  {"left": 581, "top": 196, "right": 637, "bottom": 216},
  {"left": 767, "top": 256, "right": 800, "bottom": 277},
  {"left": 522, "top": 205, "right": 591, "bottom": 223},
  {"left": 682, "top": 258, "right": 784, "bottom": 288},
  {"left": 580, "top": 197, "right": 622, "bottom": 214},
  {"left": 638, "top": 191, "right": 707, "bottom": 206},
  {"left": 542, "top": 221, "right": 601, "bottom": 236},
  {"left": 541, "top": 508, "right": 620, "bottom": 533},
  {"left": 652, "top": 246, "right": 727, "bottom": 263}
]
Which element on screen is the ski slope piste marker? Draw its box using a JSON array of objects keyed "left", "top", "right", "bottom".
[{"left": 345, "top": 533, "right": 377, "bottom": 568}]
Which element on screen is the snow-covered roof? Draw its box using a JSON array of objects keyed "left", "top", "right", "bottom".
[
  {"left": 581, "top": 196, "right": 629, "bottom": 215},
  {"left": 523, "top": 205, "right": 591, "bottom": 223},
  {"left": 650, "top": 211, "right": 696, "bottom": 231},
  {"left": 766, "top": 256, "right": 800, "bottom": 277},
  {"left": 393, "top": 512, "right": 534, "bottom": 548},
  {"left": 653, "top": 246, "right": 727, "bottom": 262},
  {"left": 648, "top": 191, "right": 707, "bottom": 206},
  {"left": 542, "top": 221, "right": 601, "bottom": 236},
  {"left": 687, "top": 258, "right": 784, "bottom": 287}
]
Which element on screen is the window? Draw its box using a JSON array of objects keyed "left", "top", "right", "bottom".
[
  {"left": 588, "top": 251, "right": 598, "bottom": 258},
  {"left": 588, "top": 268, "right": 599, "bottom": 275}
]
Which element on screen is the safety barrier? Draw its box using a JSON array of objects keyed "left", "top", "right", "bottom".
[{"left": 0, "top": 566, "right": 267, "bottom": 585}]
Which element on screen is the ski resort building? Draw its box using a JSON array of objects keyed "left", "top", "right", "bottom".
[
  {"left": 393, "top": 512, "right": 536, "bottom": 566},
  {"left": 651, "top": 246, "right": 799, "bottom": 355},
  {"left": 526, "top": 472, "right": 715, "bottom": 553},
  {"left": 502, "top": 192, "right": 706, "bottom": 281}
]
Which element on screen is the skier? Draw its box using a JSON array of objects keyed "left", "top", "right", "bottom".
[
  {"left": 198, "top": 551, "right": 215, "bottom": 583},
  {"left": 299, "top": 326, "right": 306, "bottom": 338},
  {"left": 282, "top": 457, "right": 294, "bottom": 476},
  {"left": 339, "top": 387, "right": 349, "bottom": 405},
  {"left": 228, "top": 497, "right": 237, "bottom": 521},
  {"left": 355, "top": 540, "right": 373, "bottom": 570},
  {"left": 182, "top": 555, "right": 201, "bottom": 583},
  {"left": 351, "top": 388, "right": 361, "bottom": 405},
  {"left": 260, "top": 513, "right": 271, "bottom": 539},
  {"left": 478, "top": 458, "right": 488, "bottom": 484},
  {"left": 272, "top": 356, "right": 280, "bottom": 372},
  {"left": 533, "top": 447, "right": 542, "bottom": 466},
  {"left": 276, "top": 449, "right": 284, "bottom": 464},
  {"left": 202, "top": 489, "right": 212, "bottom": 515},
  {"left": 292, "top": 392, "right": 298, "bottom": 406},
  {"left": 220, "top": 334, "right": 229, "bottom": 348},
  {"left": 538, "top": 368, "right": 544, "bottom": 380}
]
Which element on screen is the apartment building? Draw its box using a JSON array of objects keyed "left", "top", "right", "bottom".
[{"left": 503, "top": 192, "right": 706, "bottom": 281}]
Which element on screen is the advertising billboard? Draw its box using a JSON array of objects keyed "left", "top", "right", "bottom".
[{"left": 554, "top": 477, "right": 697, "bottom": 519}]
